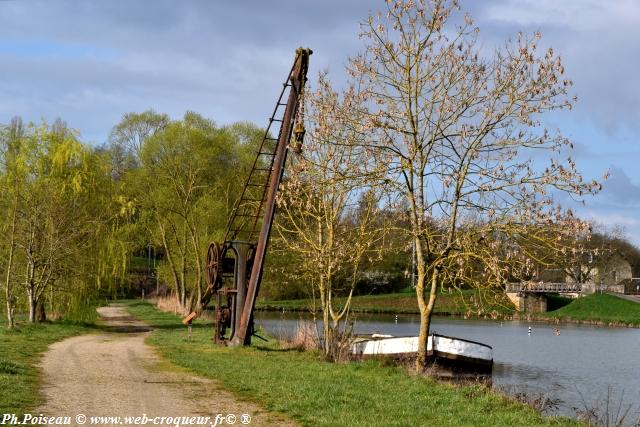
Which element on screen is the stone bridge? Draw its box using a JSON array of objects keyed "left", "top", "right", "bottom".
[{"left": 506, "top": 282, "right": 582, "bottom": 313}]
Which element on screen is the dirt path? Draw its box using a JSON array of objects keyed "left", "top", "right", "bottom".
[
  {"left": 37, "top": 304, "right": 295, "bottom": 426},
  {"left": 609, "top": 292, "right": 640, "bottom": 303}
]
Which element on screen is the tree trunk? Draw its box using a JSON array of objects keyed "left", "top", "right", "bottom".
[
  {"left": 26, "top": 256, "right": 37, "bottom": 322},
  {"left": 415, "top": 270, "right": 429, "bottom": 370},
  {"left": 179, "top": 265, "right": 186, "bottom": 310},
  {"left": 319, "top": 275, "right": 331, "bottom": 356},
  {"left": 4, "top": 201, "right": 17, "bottom": 328},
  {"left": 27, "top": 287, "right": 36, "bottom": 323},
  {"left": 5, "top": 284, "right": 15, "bottom": 329},
  {"left": 324, "top": 309, "right": 332, "bottom": 356},
  {"left": 417, "top": 268, "right": 439, "bottom": 370},
  {"left": 186, "top": 221, "right": 203, "bottom": 306},
  {"left": 156, "top": 218, "right": 181, "bottom": 308},
  {"left": 35, "top": 300, "right": 46, "bottom": 322},
  {"left": 179, "top": 223, "right": 187, "bottom": 310},
  {"left": 414, "top": 239, "right": 438, "bottom": 371},
  {"left": 6, "top": 296, "right": 15, "bottom": 328}
]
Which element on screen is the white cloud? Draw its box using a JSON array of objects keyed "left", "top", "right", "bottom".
[
  {"left": 477, "top": 0, "right": 640, "bottom": 133},
  {"left": 1, "top": 0, "right": 639, "bottom": 247},
  {"left": 584, "top": 211, "right": 640, "bottom": 228},
  {"left": 0, "top": 0, "right": 368, "bottom": 143},
  {"left": 578, "top": 210, "right": 640, "bottom": 246},
  {"left": 481, "top": 0, "right": 640, "bottom": 31},
  {"left": 597, "top": 167, "right": 640, "bottom": 206}
]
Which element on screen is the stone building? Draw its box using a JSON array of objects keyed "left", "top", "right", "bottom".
[{"left": 580, "top": 251, "right": 636, "bottom": 294}]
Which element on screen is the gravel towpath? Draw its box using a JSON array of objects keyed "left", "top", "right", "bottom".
[{"left": 36, "top": 304, "right": 295, "bottom": 427}]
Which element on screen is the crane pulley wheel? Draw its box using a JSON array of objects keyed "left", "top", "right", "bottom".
[{"left": 205, "top": 241, "right": 223, "bottom": 290}]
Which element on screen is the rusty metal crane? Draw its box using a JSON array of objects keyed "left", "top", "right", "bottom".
[{"left": 183, "top": 47, "right": 311, "bottom": 346}]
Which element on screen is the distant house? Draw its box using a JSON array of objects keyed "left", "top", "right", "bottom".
[
  {"left": 573, "top": 251, "right": 638, "bottom": 294},
  {"left": 532, "top": 250, "right": 640, "bottom": 295},
  {"left": 616, "top": 278, "right": 640, "bottom": 295}
]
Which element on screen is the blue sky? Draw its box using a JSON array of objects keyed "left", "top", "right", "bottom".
[{"left": 1, "top": 0, "right": 639, "bottom": 244}]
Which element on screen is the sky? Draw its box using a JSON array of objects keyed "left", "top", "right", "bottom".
[{"left": 1, "top": 0, "right": 639, "bottom": 244}]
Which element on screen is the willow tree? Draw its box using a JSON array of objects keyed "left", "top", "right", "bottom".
[
  {"left": 130, "top": 112, "right": 261, "bottom": 312},
  {"left": 275, "top": 76, "right": 386, "bottom": 359},
  {"left": 349, "top": 0, "right": 601, "bottom": 368},
  {"left": 135, "top": 114, "right": 217, "bottom": 310},
  {"left": 0, "top": 120, "right": 116, "bottom": 323}
]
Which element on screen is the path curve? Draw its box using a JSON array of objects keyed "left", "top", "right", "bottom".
[
  {"left": 608, "top": 292, "right": 640, "bottom": 303},
  {"left": 37, "top": 304, "right": 295, "bottom": 426}
]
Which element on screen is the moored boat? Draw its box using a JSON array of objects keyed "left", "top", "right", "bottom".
[{"left": 351, "top": 333, "right": 493, "bottom": 374}]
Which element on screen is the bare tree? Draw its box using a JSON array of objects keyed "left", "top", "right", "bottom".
[{"left": 348, "top": 0, "right": 601, "bottom": 369}]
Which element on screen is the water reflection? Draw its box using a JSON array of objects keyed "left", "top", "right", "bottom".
[{"left": 255, "top": 310, "right": 640, "bottom": 420}]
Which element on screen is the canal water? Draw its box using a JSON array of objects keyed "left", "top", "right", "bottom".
[{"left": 255, "top": 311, "right": 640, "bottom": 420}]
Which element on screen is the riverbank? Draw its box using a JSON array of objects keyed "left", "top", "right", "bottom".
[
  {"left": 257, "top": 289, "right": 515, "bottom": 317},
  {"left": 259, "top": 292, "right": 640, "bottom": 328},
  {"left": 126, "top": 300, "right": 580, "bottom": 427},
  {"left": 536, "top": 293, "right": 640, "bottom": 327},
  {"left": 0, "top": 317, "right": 95, "bottom": 414}
]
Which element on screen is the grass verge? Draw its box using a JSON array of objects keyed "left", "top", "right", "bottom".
[
  {"left": 542, "top": 293, "right": 640, "bottom": 326},
  {"left": 0, "top": 317, "right": 94, "bottom": 414},
  {"left": 126, "top": 300, "right": 578, "bottom": 427}
]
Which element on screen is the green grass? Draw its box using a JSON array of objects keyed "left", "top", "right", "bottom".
[
  {"left": 544, "top": 293, "right": 640, "bottom": 326},
  {"left": 258, "top": 289, "right": 516, "bottom": 317},
  {"left": 126, "top": 300, "right": 578, "bottom": 427},
  {"left": 0, "top": 317, "right": 94, "bottom": 414}
]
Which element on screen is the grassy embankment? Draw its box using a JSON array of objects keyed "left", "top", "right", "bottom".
[
  {"left": 126, "top": 300, "right": 579, "bottom": 427},
  {"left": 541, "top": 293, "right": 640, "bottom": 326},
  {"left": 0, "top": 316, "right": 95, "bottom": 414},
  {"left": 258, "top": 288, "right": 516, "bottom": 317}
]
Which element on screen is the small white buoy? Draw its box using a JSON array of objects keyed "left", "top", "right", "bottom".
[
  {"left": 395, "top": 314, "right": 398, "bottom": 324},
  {"left": 528, "top": 326, "right": 532, "bottom": 336}
]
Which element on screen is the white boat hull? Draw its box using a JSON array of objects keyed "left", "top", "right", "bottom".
[{"left": 352, "top": 334, "right": 493, "bottom": 372}]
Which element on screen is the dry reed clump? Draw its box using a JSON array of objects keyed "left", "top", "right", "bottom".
[
  {"left": 154, "top": 295, "right": 216, "bottom": 321},
  {"left": 283, "top": 320, "right": 319, "bottom": 351},
  {"left": 326, "top": 328, "right": 357, "bottom": 363},
  {"left": 155, "top": 295, "right": 184, "bottom": 314},
  {"left": 574, "top": 386, "right": 638, "bottom": 427}
]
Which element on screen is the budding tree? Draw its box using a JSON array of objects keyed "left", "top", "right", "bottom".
[
  {"left": 349, "top": 0, "right": 601, "bottom": 368},
  {"left": 275, "top": 75, "right": 386, "bottom": 359}
]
